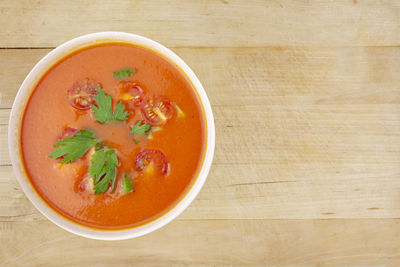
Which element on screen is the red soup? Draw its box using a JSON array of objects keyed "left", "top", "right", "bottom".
[{"left": 21, "top": 43, "right": 205, "bottom": 229}]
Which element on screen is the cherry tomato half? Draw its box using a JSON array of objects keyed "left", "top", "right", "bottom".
[
  {"left": 57, "top": 127, "right": 78, "bottom": 141},
  {"left": 118, "top": 81, "right": 144, "bottom": 107},
  {"left": 68, "top": 78, "right": 100, "bottom": 110},
  {"left": 77, "top": 175, "right": 94, "bottom": 194},
  {"left": 141, "top": 97, "right": 174, "bottom": 125},
  {"left": 135, "top": 149, "right": 169, "bottom": 175}
]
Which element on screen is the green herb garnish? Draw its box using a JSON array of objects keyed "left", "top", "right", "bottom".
[
  {"left": 48, "top": 130, "right": 98, "bottom": 164},
  {"left": 113, "top": 68, "right": 135, "bottom": 80},
  {"left": 131, "top": 120, "right": 151, "bottom": 144},
  {"left": 91, "top": 86, "right": 128, "bottom": 123},
  {"left": 122, "top": 174, "right": 133, "bottom": 194},
  {"left": 88, "top": 147, "right": 119, "bottom": 194}
]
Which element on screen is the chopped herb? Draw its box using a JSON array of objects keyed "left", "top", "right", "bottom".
[
  {"left": 91, "top": 86, "right": 128, "bottom": 123},
  {"left": 131, "top": 120, "right": 151, "bottom": 143},
  {"left": 122, "top": 174, "right": 133, "bottom": 194},
  {"left": 48, "top": 130, "right": 98, "bottom": 164},
  {"left": 113, "top": 68, "right": 135, "bottom": 80},
  {"left": 110, "top": 171, "right": 118, "bottom": 192},
  {"left": 88, "top": 147, "right": 119, "bottom": 194}
]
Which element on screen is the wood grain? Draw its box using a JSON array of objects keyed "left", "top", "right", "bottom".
[
  {"left": 2, "top": 0, "right": 400, "bottom": 266},
  {"left": 1, "top": 0, "right": 400, "bottom": 48},
  {"left": 1, "top": 47, "right": 400, "bottom": 220},
  {"left": 2, "top": 47, "right": 400, "bottom": 108},
  {"left": 1, "top": 219, "right": 400, "bottom": 266}
]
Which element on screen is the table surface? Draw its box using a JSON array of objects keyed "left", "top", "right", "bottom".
[{"left": 1, "top": 1, "right": 400, "bottom": 266}]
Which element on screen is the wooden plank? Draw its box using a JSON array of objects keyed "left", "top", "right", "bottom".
[
  {"left": 1, "top": 0, "right": 400, "bottom": 48},
  {"left": 2, "top": 47, "right": 400, "bottom": 108},
  {"left": 0, "top": 108, "right": 9, "bottom": 125},
  {"left": 0, "top": 125, "right": 9, "bottom": 165},
  {"left": 0, "top": 49, "right": 49, "bottom": 108},
  {"left": 4, "top": 104, "right": 400, "bottom": 165},
  {"left": 2, "top": 46, "right": 400, "bottom": 219},
  {"left": 0, "top": 218, "right": 399, "bottom": 266},
  {"left": 2, "top": 149, "right": 400, "bottom": 220}
]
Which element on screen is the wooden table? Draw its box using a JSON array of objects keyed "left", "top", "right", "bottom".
[{"left": 1, "top": 1, "right": 400, "bottom": 266}]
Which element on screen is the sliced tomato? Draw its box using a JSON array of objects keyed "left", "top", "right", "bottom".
[
  {"left": 118, "top": 81, "right": 144, "bottom": 107},
  {"left": 57, "top": 127, "right": 78, "bottom": 141},
  {"left": 68, "top": 78, "right": 100, "bottom": 110},
  {"left": 77, "top": 175, "right": 94, "bottom": 194},
  {"left": 141, "top": 97, "right": 174, "bottom": 125},
  {"left": 135, "top": 149, "right": 169, "bottom": 175}
]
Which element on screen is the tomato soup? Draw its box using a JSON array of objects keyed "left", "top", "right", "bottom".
[{"left": 21, "top": 43, "right": 205, "bottom": 229}]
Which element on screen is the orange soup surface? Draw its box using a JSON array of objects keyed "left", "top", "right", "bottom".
[{"left": 21, "top": 43, "right": 205, "bottom": 229}]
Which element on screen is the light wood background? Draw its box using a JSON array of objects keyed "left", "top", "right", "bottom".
[{"left": 1, "top": 1, "right": 400, "bottom": 266}]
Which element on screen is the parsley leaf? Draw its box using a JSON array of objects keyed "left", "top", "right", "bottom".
[
  {"left": 48, "top": 130, "right": 98, "bottom": 164},
  {"left": 113, "top": 68, "right": 135, "bottom": 80},
  {"left": 122, "top": 174, "right": 133, "bottom": 194},
  {"left": 89, "top": 147, "right": 119, "bottom": 194},
  {"left": 91, "top": 86, "right": 128, "bottom": 123},
  {"left": 131, "top": 120, "right": 151, "bottom": 143}
]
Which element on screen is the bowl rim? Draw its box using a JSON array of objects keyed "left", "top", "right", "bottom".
[{"left": 8, "top": 32, "right": 215, "bottom": 240}]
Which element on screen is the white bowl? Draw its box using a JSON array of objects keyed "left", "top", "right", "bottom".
[{"left": 8, "top": 32, "right": 215, "bottom": 240}]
